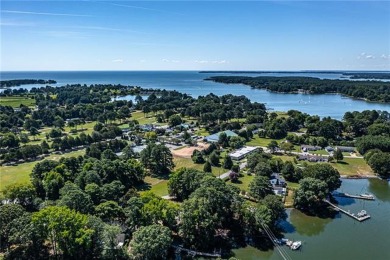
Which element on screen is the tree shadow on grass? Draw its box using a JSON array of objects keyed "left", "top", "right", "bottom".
[
  {"left": 336, "top": 161, "right": 349, "bottom": 165},
  {"left": 136, "top": 182, "right": 152, "bottom": 192}
]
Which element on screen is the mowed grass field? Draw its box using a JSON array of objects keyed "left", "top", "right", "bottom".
[
  {"left": 329, "top": 158, "right": 374, "bottom": 176},
  {"left": 0, "top": 149, "right": 86, "bottom": 193},
  {"left": 246, "top": 136, "right": 300, "bottom": 152},
  {"left": 0, "top": 96, "right": 36, "bottom": 107},
  {"left": 173, "top": 156, "right": 227, "bottom": 177},
  {"left": 131, "top": 111, "right": 158, "bottom": 125}
]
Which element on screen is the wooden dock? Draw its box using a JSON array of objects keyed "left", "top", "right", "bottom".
[
  {"left": 323, "top": 199, "right": 371, "bottom": 222},
  {"left": 332, "top": 192, "right": 375, "bottom": 201},
  {"left": 172, "top": 245, "right": 221, "bottom": 258}
]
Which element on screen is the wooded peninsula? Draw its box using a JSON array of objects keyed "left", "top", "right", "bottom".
[{"left": 205, "top": 76, "right": 390, "bottom": 102}]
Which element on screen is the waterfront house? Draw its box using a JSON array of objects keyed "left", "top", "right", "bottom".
[
  {"left": 270, "top": 173, "right": 286, "bottom": 187},
  {"left": 273, "top": 186, "right": 287, "bottom": 196}
]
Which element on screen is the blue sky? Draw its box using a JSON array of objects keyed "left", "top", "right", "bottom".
[{"left": 1, "top": 0, "right": 389, "bottom": 71}]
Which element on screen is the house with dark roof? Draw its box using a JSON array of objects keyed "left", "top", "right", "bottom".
[
  {"left": 336, "top": 146, "right": 355, "bottom": 153},
  {"left": 298, "top": 154, "right": 328, "bottom": 162}
]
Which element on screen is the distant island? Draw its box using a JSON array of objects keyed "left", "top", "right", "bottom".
[
  {"left": 205, "top": 76, "right": 390, "bottom": 103},
  {"left": 200, "top": 71, "right": 390, "bottom": 79},
  {"left": 0, "top": 79, "right": 57, "bottom": 88}
]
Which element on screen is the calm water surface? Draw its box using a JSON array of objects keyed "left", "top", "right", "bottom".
[
  {"left": 232, "top": 179, "right": 390, "bottom": 260},
  {"left": 1, "top": 71, "right": 389, "bottom": 119}
]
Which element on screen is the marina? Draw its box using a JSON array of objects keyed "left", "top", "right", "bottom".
[{"left": 323, "top": 199, "right": 371, "bottom": 222}]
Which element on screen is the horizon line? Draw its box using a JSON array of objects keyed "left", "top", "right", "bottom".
[{"left": 1, "top": 69, "right": 390, "bottom": 73}]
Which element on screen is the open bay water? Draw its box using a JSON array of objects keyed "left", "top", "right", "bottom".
[
  {"left": 231, "top": 179, "right": 390, "bottom": 260},
  {"left": 1, "top": 71, "right": 389, "bottom": 120}
]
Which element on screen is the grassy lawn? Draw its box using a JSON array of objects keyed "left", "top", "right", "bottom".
[
  {"left": 275, "top": 111, "right": 290, "bottom": 118},
  {"left": 246, "top": 136, "right": 300, "bottom": 152},
  {"left": 229, "top": 174, "right": 254, "bottom": 192},
  {"left": 0, "top": 149, "right": 86, "bottom": 193},
  {"left": 173, "top": 156, "right": 226, "bottom": 177},
  {"left": 131, "top": 111, "right": 157, "bottom": 125},
  {"left": 330, "top": 158, "right": 374, "bottom": 176},
  {"left": 173, "top": 157, "right": 204, "bottom": 171},
  {"left": 277, "top": 154, "right": 374, "bottom": 177},
  {"left": 284, "top": 189, "right": 295, "bottom": 208},
  {"left": 141, "top": 176, "right": 169, "bottom": 197},
  {"left": 65, "top": 121, "right": 97, "bottom": 136},
  {"left": 0, "top": 96, "right": 36, "bottom": 107},
  {"left": 195, "top": 128, "right": 210, "bottom": 137},
  {"left": 309, "top": 150, "right": 329, "bottom": 155},
  {"left": 286, "top": 181, "right": 300, "bottom": 190},
  {"left": 275, "top": 155, "right": 296, "bottom": 162}
]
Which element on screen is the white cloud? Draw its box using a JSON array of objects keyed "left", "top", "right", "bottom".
[
  {"left": 380, "top": 54, "right": 390, "bottom": 59},
  {"left": 195, "top": 60, "right": 228, "bottom": 64},
  {"left": 2, "top": 10, "right": 92, "bottom": 17},
  {"left": 112, "top": 59, "right": 123, "bottom": 63},
  {"left": 357, "top": 52, "right": 376, "bottom": 60},
  {"left": 162, "top": 59, "right": 180, "bottom": 63},
  {"left": 0, "top": 20, "right": 36, "bottom": 27}
]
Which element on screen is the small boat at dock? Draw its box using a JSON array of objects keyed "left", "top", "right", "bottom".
[{"left": 290, "top": 241, "right": 302, "bottom": 250}]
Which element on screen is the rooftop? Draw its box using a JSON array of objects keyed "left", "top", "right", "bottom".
[
  {"left": 205, "top": 130, "right": 238, "bottom": 142},
  {"left": 229, "top": 146, "right": 258, "bottom": 158}
]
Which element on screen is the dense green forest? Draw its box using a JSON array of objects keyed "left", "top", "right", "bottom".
[{"left": 206, "top": 76, "right": 390, "bottom": 102}]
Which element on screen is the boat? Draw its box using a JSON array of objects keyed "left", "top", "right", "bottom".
[
  {"left": 290, "top": 241, "right": 302, "bottom": 250},
  {"left": 359, "top": 193, "right": 374, "bottom": 199},
  {"left": 357, "top": 210, "right": 368, "bottom": 218}
]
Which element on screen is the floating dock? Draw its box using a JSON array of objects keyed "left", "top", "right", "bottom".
[
  {"left": 323, "top": 199, "right": 371, "bottom": 222},
  {"left": 332, "top": 192, "right": 375, "bottom": 201}
]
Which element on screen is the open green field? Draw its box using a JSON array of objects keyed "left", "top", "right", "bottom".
[
  {"left": 247, "top": 136, "right": 300, "bottom": 152},
  {"left": 0, "top": 149, "right": 85, "bottom": 193},
  {"left": 229, "top": 174, "right": 254, "bottom": 192},
  {"left": 140, "top": 176, "right": 169, "bottom": 197},
  {"left": 173, "top": 156, "right": 226, "bottom": 177},
  {"left": 65, "top": 121, "right": 97, "bottom": 136},
  {"left": 329, "top": 158, "right": 373, "bottom": 176},
  {"left": 276, "top": 154, "right": 374, "bottom": 176},
  {"left": 131, "top": 111, "right": 158, "bottom": 125},
  {"left": 308, "top": 150, "right": 329, "bottom": 155},
  {"left": 0, "top": 96, "right": 36, "bottom": 107},
  {"left": 195, "top": 128, "right": 210, "bottom": 137}
]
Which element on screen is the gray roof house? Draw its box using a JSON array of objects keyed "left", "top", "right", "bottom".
[{"left": 336, "top": 146, "right": 355, "bottom": 153}]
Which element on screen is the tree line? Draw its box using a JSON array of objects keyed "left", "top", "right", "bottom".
[{"left": 206, "top": 76, "right": 390, "bottom": 102}]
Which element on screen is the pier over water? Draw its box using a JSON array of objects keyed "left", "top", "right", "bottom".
[{"left": 323, "top": 199, "right": 371, "bottom": 222}]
